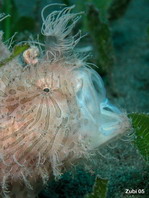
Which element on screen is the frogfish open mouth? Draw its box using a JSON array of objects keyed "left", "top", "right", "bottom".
[{"left": 0, "top": 4, "right": 131, "bottom": 198}]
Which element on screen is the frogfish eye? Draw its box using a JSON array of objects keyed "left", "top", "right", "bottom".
[{"left": 43, "top": 88, "right": 50, "bottom": 92}]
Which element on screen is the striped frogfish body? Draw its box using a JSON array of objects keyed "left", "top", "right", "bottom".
[{"left": 0, "top": 5, "right": 131, "bottom": 198}]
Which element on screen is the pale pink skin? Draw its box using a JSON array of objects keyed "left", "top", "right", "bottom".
[{"left": 0, "top": 5, "right": 131, "bottom": 198}]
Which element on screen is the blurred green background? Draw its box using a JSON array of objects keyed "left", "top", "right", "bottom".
[{"left": 0, "top": 0, "right": 149, "bottom": 197}]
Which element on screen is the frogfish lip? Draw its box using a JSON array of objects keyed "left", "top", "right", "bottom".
[{"left": 99, "top": 99, "right": 131, "bottom": 137}]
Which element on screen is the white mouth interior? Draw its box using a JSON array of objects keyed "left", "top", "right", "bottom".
[{"left": 74, "top": 67, "right": 130, "bottom": 149}]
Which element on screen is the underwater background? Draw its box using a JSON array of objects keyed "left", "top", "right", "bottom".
[{"left": 0, "top": 0, "right": 149, "bottom": 197}]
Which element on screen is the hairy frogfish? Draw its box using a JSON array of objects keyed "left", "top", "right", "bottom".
[{"left": 0, "top": 4, "right": 131, "bottom": 198}]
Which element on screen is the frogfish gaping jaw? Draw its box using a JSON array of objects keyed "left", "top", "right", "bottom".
[{"left": 0, "top": 4, "right": 131, "bottom": 198}]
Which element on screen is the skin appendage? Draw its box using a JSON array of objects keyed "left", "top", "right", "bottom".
[{"left": 0, "top": 4, "right": 131, "bottom": 198}]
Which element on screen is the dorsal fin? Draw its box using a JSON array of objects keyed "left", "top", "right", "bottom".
[{"left": 41, "top": 4, "right": 83, "bottom": 61}]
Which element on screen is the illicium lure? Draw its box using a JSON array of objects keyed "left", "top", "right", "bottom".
[{"left": 0, "top": 4, "right": 130, "bottom": 198}]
